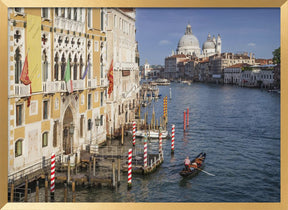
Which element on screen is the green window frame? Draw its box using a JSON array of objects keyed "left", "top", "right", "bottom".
[
  {"left": 42, "top": 132, "right": 48, "bottom": 147},
  {"left": 15, "top": 139, "right": 23, "bottom": 157}
]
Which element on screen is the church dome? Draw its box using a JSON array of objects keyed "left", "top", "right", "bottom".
[
  {"left": 178, "top": 34, "right": 200, "bottom": 49},
  {"left": 202, "top": 33, "right": 216, "bottom": 50},
  {"left": 176, "top": 24, "right": 201, "bottom": 56},
  {"left": 202, "top": 40, "right": 215, "bottom": 50}
]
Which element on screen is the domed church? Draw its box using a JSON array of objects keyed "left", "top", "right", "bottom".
[{"left": 176, "top": 24, "right": 221, "bottom": 58}]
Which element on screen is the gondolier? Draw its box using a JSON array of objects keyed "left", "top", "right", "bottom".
[{"left": 184, "top": 156, "right": 191, "bottom": 171}]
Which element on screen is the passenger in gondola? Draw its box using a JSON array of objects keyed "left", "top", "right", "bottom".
[
  {"left": 191, "top": 162, "right": 197, "bottom": 168},
  {"left": 184, "top": 156, "right": 191, "bottom": 171}
]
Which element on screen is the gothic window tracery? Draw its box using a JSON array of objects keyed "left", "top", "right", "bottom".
[
  {"left": 14, "top": 47, "right": 22, "bottom": 84},
  {"left": 61, "top": 54, "right": 66, "bottom": 80},
  {"left": 54, "top": 53, "right": 59, "bottom": 81}
]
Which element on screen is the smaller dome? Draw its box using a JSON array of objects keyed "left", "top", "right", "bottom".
[{"left": 203, "top": 40, "right": 215, "bottom": 50}]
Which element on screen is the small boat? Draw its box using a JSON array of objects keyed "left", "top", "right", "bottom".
[
  {"left": 148, "top": 130, "right": 169, "bottom": 138},
  {"left": 179, "top": 152, "right": 206, "bottom": 177},
  {"left": 128, "top": 130, "right": 169, "bottom": 139}
]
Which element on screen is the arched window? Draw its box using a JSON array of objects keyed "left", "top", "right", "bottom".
[
  {"left": 54, "top": 53, "right": 59, "bottom": 81},
  {"left": 42, "top": 49, "right": 48, "bottom": 82},
  {"left": 15, "top": 139, "right": 23, "bottom": 157},
  {"left": 73, "top": 55, "right": 78, "bottom": 80},
  {"left": 87, "top": 54, "right": 91, "bottom": 79},
  {"left": 42, "top": 132, "right": 48, "bottom": 147},
  {"left": 14, "top": 47, "right": 22, "bottom": 84},
  {"left": 79, "top": 55, "right": 84, "bottom": 79},
  {"left": 61, "top": 54, "right": 66, "bottom": 80}
]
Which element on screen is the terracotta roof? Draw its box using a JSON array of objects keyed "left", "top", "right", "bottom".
[{"left": 167, "top": 54, "right": 187, "bottom": 59}]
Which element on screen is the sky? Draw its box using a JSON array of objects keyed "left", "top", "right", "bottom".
[{"left": 135, "top": 8, "right": 280, "bottom": 65}]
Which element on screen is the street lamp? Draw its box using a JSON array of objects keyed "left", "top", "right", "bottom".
[{"left": 69, "top": 122, "right": 74, "bottom": 154}]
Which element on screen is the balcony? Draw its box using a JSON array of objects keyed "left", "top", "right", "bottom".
[
  {"left": 53, "top": 81, "right": 66, "bottom": 92},
  {"left": 72, "top": 80, "right": 85, "bottom": 91},
  {"left": 87, "top": 79, "right": 97, "bottom": 89},
  {"left": 14, "top": 84, "right": 30, "bottom": 97},
  {"left": 114, "top": 62, "right": 138, "bottom": 71},
  {"left": 100, "top": 78, "right": 108, "bottom": 88}
]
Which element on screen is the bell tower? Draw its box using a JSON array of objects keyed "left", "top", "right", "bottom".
[{"left": 216, "top": 34, "right": 221, "bottom": 54}]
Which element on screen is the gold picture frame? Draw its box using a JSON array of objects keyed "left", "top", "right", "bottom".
[{"left": 0, "top": 0, "right": 287, "bottom": 209}]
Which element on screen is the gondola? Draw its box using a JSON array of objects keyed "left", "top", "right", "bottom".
[{"left": 179, "top": 152, "right": 206, "bottom": 177}]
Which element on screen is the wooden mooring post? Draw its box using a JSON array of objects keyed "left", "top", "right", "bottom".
[
  {"left": 10, "top": 181, "right": 14, "bottom": 202},
  {"left": 64, "top": 183, "right": 67, "bottom": 202},
  {"left": 112, "top": 160, "right": 116, "bottom": 189},
  {"left": 117, "top": 156, "right": 121, "bottom": 185},
  {"left": 72, "top": 181, "right": 76, "bottom": 202},
  {"left": 121, "top": 125, "right": 124, "bottom": 145},
  {"left": 93, "top": 156, "right": 96, "bottom": 176}
]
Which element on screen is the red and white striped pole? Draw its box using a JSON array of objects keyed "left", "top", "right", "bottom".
[
  {"left": 132, "top": 121, "right": 136, "bottom": 146},
  {"left": 183, "top": 111, "right": 186, "bottom": 131},
  {"left": 144, "top": 137, "right": 148, "bottom": 168},
  {"left": 128, "top": 149, "right": 132, "bottom": 188},
  {"left": 187, "top": 108, "right": 189, "bottom": 126},
  {"left": 171, "top": 124, "right": 175, "bottom": 153},
  {"left": 50, "top": 153, "right": 55, "bottom": 201},
  {"left": 159, "top": 132, "right": 162, "bottom": 154}
]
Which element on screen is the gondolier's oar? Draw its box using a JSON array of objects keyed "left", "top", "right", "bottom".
[{"left": 195, "top": 168, "right": 215, "bottom": 176}]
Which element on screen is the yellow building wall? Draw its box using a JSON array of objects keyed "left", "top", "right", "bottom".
[
  {"left": 41, "top": 120, "right": 51, "bottom": 133},
  {"left": 93, "top": 9, "right": 101, "bottom": 30},
  {"left": 25, "top": 94, "right": 43, "bottom": 124},
  {"left": 51, "top": 93, "right": 61, "bottom": 119},
  {"left": 24, "top": 8, "right": 41, "bottom": 17},
  {"left": 14, "top": 126, "right": 25, "bottom": 141}
]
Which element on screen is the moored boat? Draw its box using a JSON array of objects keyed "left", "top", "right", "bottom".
[
  {"left": 128, "top": 130, "right": 169, "bottom": 138},
  {"left": 179, "top": 152, "right": 206, "bottom": 177}
]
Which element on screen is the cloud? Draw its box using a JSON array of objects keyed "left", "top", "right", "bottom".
[
  {"left": 248, "top": 43, "right": 256, "bottom": 47},
  {"left": 158, "top": 40, "right": 171, "bottom": 46}
]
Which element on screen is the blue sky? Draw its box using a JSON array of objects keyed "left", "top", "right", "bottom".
[{"left": 135, "top": 8, "right": 280, "bottom": 65}]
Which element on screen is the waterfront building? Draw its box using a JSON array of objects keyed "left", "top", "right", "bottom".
[
  {"left": 8, "top": 8, "right": 108, "bottom": 179},
  {"left": 198, "top": 58, "right": 210, "bottom": 82},
  {"left": 240, "top": 64, "right": 276, "bottom": 88},
  {"left": 106, "top": 8, "right": 140, "bottom": 136},
  {"left": 208, "top": 52, "right": 256, "bottom": 83},
  {"left": 224, "top": 63, "right": 251, "bottom": 85},
  {"left": 164, "top": 54, "right": 188, "bottom": 79},
  {"left": 273, "top": 64, "right": 280, "bottom": 89}
]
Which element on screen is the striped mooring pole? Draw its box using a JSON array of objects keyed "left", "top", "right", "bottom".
[
  {"left": 187, "top": 107, "right": 189, "bottom": 126},
  {"left": 50, "top": 153, "right": 55, "bottom": 201},
  {"left": 171, "top": 124, "right": 175, "bottom": 153},
  {"left": 144, "top": 136, "right": 148, "bottom": 168},
  {"left": 128, "top": 149, "right": 132, "bottom": 188},
  {"left": 159, "top": 131, "right": 162, "bottom": 154},
  {"left": 132, "top": 121, "right": 136, "bottom": 146},
  {"left": 183, "top": 111, "right": 186, "bottom": 131}
]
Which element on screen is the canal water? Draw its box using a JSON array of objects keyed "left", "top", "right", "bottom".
[{"left": 37, "top": 83, "right": 281, "bottom": 202}]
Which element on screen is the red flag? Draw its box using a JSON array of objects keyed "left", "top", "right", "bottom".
[
  {"left": 20, "top": 55, "right": 32, "bottom": 107},
  {"left": 20, "top": 55, "right": 31, "bottom": 85},
  {"left": 107, "top": 59, "right": 113, "bottom": 96}
]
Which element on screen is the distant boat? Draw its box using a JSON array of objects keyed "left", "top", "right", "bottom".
[
  {"left": 152, "top": 79, "right": 170, "bottom": 86},
  {"left": 129, "top": 130, "right": 169, "bottom": 139}
]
